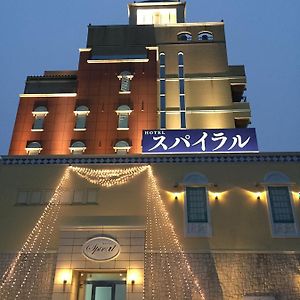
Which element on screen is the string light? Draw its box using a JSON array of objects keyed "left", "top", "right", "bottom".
[
  {"left": 0, "top": 165, "right": 205, "bottom": 299},
  {"left": 0, "top": 167, "right": 71, "bottom": 299}
]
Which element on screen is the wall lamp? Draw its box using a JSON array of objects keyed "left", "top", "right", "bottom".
[
  {"left": 63, "top": 279, "right": 67, "bottom": 292},
  {"left": 214, "top": 193, "right": 220, "bottom": 200},
  {"left": 131, "top": 280, "right": 135, "bottom": 292},
  {"left": 256, "top": 192, "right": 262, "bottom": 200}
]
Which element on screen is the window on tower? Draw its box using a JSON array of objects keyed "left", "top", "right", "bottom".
[
  {"left": 116, "top": 105, "right": 132, "bottom": 130},
  {"left": 159, "top": 52, "right": 166, "bottom": 129},
  {"left": 32, "top": 106, "right": 48, "bottom": 131},
  {"left": 25, "top": 141, "right": 43, "bottom": 155},
  {"left": 136, "top": 8, "right": 177, "bottom": 25},
  {"left": 198, "top": 31, "right": 214, "bottom": 41},
  {"left": 177, "top": 32, "right": 192, "bottom": 42},
  {"left": 69, "top": 141, "right": 86, "bottom": 155},
  {"left": 74, "top": 105, "right": 90, "bottom": 131},
  {"left": 113, "top": 140, "right": 131, "bottom": 155},
  {"left": 117, "top": 71, "right": 133, "bottom": 94}
]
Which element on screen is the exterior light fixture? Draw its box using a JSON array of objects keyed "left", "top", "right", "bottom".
[
  {"left": 63, "top": 280, "right": 67, "bottom": 292},
  {"left": 174, "top": 192, "right": 179, "bottom": 200},
  {"left": 131, "top": 279, "right": 135, "bottom": 292},
  {"left": 256, "top": 192, "right": 262, "bottom": 200},
  {"left": 214, "top": 193, "right": 220, "bottom": 200}
]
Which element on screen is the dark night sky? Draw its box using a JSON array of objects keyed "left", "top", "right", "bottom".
[{"left": 0, "top": 0, "right": 299, "bottom": 154}]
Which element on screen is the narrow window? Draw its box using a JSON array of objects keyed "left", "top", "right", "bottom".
[
  {"left": 25, "top": 141, "right": 42, "bottom": 155},
  {"left": 113, "top": 140, "right": 131, "bottom": 155},
  {"left": 159, "top": 52, "right": 166, "bottom": 129},
  {"left": 263, "top": 171, "right": 298, "bottom": 237},
  {"left": 178, "top": 52, "right": 186, "bottom": 128},
  {"left": 69, "top": 141, "right": 86, "bottom": 155},
  {"left": 116, "top": 105, "right": 132, "bottom": 130},
  {"left": 32, "top": 106, "right": 48, "bottom": 131},
  {"left": 198, "top": 31, "right": 214, "bottom": 41},
  {"left": 268, "top": 187, "right": 294, "bottom": 223},
  {"left": 118, "top": 71, "right": 133, "bottom": 94},
  {"left": 74, "top": 105, "right": 90, "bottom": 131},
  {"left": 186, "top": 187, "right": 208, "bottom": 223}
]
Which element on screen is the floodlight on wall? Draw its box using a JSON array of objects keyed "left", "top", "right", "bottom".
[
  {"left": 174, "top": 192, "right": 179, "bottom": 200},
  {"left": 214, "top": 193, "right": 220, "bottom": 201},
  {"left": 256, "top": 192, "right": 262, "bottom": 200}
]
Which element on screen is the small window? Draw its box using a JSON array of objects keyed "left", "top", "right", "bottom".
[
  {"left": 32, "top": 106, "right": 48, "bottom": 131},
  {"left": 264, "top": 171, "right": 298, "bottom": 237},
  {"left": 25, "top": 141, "right": 42, "bottom": 155},
  {"left": 113, "top": 140, "right": 131, "bottom": 155},
  {"left": 118, "top": 71, "right": 133, "bottom": 94},
  {"left": 178, "top": 52, "right": 184, "bottom": 66},
  {"left": 177, "top": 32, "right": 192, "bottom": 42},
  {"left": 74, "top": 105, "right": 90, "bottom": 131},
  {"left": 183, "top": 173, "right": 211, "bottom": 237},
  {"left": 116, "top": 105, "right": 132, "bottom": 130},
  {"left": 198, "top": 31, "right": 214, "bottom": 41},
  {"left": 268, "top": 187, "right": 294, "bottom": 223},
  {"left": 186, "top": 187, "right": 208, "bottom": 223},
  {"left": 159, "top": 53, "right": 165, "bottom": 66},
  {"left": 69, "top": 141, "right": 86, "bottom": 155}
]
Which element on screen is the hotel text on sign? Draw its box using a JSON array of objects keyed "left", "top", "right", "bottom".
[{"left": 142, "top": 128, "right": 258, "bottom": 154}]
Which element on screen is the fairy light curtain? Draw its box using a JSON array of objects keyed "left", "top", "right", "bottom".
[{"left": 0, "top": 165, "right": 205, "bottom": 300}]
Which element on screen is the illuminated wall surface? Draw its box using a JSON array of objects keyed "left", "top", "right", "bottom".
[{"left": 2, "top": 1, "right": 300, "bottom": 300}]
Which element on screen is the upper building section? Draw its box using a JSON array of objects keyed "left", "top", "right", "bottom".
[
  {"left": 9, "top": 0, "right": 252, "bottom": 156},
  {"left": 128, "top": 0, "right": 186, "bottom": 25}
]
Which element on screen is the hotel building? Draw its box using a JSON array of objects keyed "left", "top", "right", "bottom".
[{"left": 1, "top": 1, "right": 300, "bottom": 300}]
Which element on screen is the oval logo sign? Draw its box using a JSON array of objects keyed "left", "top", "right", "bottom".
[{"left": 82, "top": 237, "right": 121, "bottom": 262}]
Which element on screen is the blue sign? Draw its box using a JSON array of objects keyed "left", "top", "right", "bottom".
[{"left": 142, "top": 128, "right": 258, "bottom": 154}]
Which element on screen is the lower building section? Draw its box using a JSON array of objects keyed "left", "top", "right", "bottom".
[{"left": 1, "top": 250, "right": 299, "bottom": 300}]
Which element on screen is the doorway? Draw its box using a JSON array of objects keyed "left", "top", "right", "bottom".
[{"left": 78, "top": 272, "right": 127, "bottom": 300}]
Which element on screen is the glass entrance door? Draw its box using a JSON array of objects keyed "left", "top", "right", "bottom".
[
  {"left": 78, "top": 272, "right": 127, "bottom": 300},
  {"left": 92, "top": 282, "right": 113, "bottom": 300}
]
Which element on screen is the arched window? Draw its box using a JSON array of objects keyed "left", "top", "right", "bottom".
[
  {"left": 113, "top": 140, "right": 131, "bottom": 155},
  {"left": 117, "top": 71, "right": 133, "bottom": 94},
  {"left": 182, "top": 172, "right": 211, "bottom": 237},
  {"left": 198, "top": 31, "right": 214, "bottom": 41},
  {"left": 69, "top": 141, "right": 86, "bottom": 155},
  {"left": 116, "top": 105, "right": 132, "bottom": 130},
  {"left": 263, "top": 171, "right": 297, "bottom": 237},
  {"left": 177, "top": 32, "right": 192, "bottom": 42},
  {"left": 32, "top": 106, "right": 48, "bottom": 131},
  {"left": 74, "top": 105, "right": 90, "bottom": 131},
  {"left": 25, "top": 141, "right": 42, "bottom": 155}
]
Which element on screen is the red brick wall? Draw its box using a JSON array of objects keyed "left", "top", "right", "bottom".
[{"left": 9, "top": 50, "right": 157, "bottom": 155}]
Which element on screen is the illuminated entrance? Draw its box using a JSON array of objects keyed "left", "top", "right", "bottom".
[{"left": 77, "top": 272, "right": 127, "bottom": 300}]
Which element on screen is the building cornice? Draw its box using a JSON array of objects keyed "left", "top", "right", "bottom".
[
  {"left": 20, "top": 93, "right": 77, "bottom": 98},
  {"left": 1, "top": 153, "right": 300, "bottom": 165}
]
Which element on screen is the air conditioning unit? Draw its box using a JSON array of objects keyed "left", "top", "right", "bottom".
[{"left": 244, "top": 297, "right": 275, "bottom": 300}]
